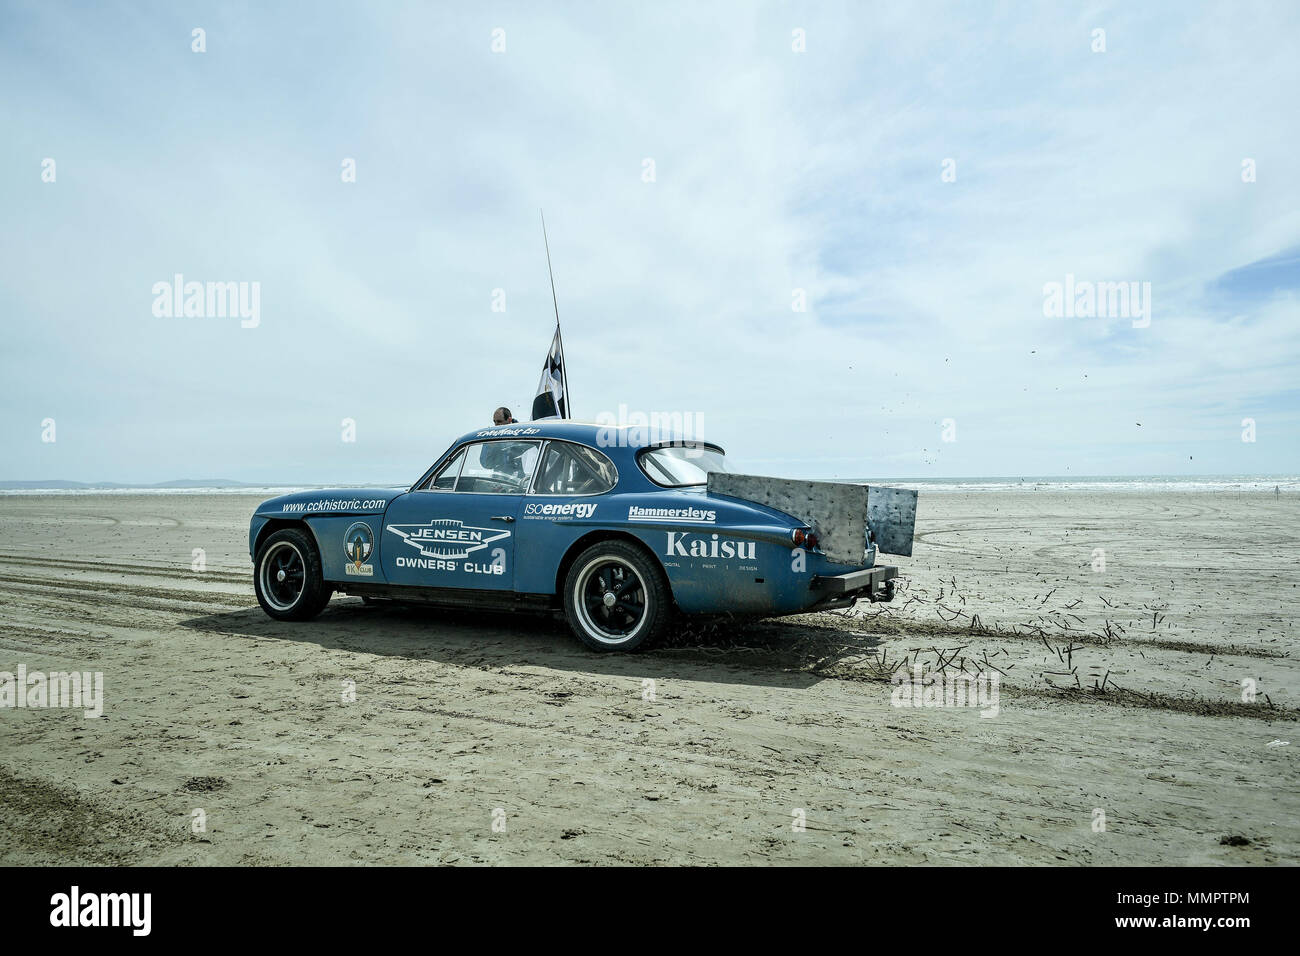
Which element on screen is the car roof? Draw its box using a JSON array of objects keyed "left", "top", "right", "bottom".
[{"left": 454, "top": 420, "right": 720, "bottom": 452}]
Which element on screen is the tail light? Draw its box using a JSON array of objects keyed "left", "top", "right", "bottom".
[{"left": 792, "top": 528, "right": 819, "bottom": 550}]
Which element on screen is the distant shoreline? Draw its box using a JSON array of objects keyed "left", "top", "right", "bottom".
[{"left": 1, "top": 476, "right": 1294, "bottom": 495}]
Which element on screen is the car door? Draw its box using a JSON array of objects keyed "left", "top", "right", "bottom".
[{"left": 380, "top": 440, "right": 542, "bottom": 592}]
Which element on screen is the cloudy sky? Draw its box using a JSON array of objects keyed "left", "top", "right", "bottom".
[{"left": 3, "top": 1, "right": 1298, "bottom": 484}]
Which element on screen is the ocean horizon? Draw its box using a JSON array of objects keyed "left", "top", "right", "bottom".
[{"left": 1, "top": 474, "right": 1295, "bottom": 496}]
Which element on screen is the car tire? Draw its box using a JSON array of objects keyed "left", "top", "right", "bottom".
[
  {"left": 563, "top": 540, "right": 672, "bottom": 652},
  {"left": 254, "top": 527, "right": 332, "bottom": 621}
]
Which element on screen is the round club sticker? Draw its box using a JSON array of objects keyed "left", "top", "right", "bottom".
[{"left": 344, "top": 521, "right": 374, "bottom": 568}]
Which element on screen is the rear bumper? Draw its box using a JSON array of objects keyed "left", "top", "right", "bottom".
[{"left": 811, "top": 565, "right": 897, "bottom": 603}]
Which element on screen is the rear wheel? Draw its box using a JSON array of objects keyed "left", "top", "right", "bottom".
[
  {"left": 254, "top": 528, "right": 331, "bottom": 621},
  {"left": 563, "top": 541, "right": 672, "bottom": 652}
]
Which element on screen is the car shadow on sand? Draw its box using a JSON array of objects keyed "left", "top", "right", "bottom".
[{"left": 178, "top": 597, "right": 884, "bottom": 690}]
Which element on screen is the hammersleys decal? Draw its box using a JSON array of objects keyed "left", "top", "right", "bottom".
[
  {"left": 629, "top": 505, "right": 716, "bottom": 523},
  {"left": 387, "top": 519, "right": 511, "bottom": 560}
]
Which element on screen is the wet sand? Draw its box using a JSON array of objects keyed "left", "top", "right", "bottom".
[{"left": 0, "top": 491, "right": 1295, "bottom": 865}]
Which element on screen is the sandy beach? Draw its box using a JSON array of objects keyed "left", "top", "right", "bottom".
[{"left": 0, "top": 490, "right": 1295, "bottom": 865}]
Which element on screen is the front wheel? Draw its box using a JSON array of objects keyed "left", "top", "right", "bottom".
[
  {"left": 254, "top": 527, "right": 331, "bottom": 621},
  {"left": 563, "top": 541, "right": 672, "bottom": 652}
]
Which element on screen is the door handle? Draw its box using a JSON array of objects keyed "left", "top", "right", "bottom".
[{"left": 491, "top": 515, "right": 515, "bottom": 523}]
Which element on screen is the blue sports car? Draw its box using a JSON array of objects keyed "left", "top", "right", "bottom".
[{"left": 249, "top": 421, "right": 916, "bottom": 651}]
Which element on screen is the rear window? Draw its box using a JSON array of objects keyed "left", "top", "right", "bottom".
[{"left": 637, "top": 444, "right": 727, "bottom": 487}]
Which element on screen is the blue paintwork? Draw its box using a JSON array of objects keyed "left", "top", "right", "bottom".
[{"left": 248, "top": 422, "right": 876, "bottom": 616}]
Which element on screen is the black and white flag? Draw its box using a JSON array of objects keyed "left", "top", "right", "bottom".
[{"left": 531, "top": 326, "right": 568, "bottom": 420}]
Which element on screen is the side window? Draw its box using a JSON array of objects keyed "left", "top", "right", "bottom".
[
  {"left": 456, "top": 441, "right": 542, "bottom": 494},
  {"left": 533, "top": 442, "right": 617, "bottom": 495},
  {"left": 427, "top": 448, "right": 465, "bottom": 490}
]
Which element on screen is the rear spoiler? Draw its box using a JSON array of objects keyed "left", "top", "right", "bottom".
[{"left": 706, "top": 473, "right": 917, "bottom": 564}]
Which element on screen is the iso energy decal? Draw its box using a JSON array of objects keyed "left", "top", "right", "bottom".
[{"left": 523, "top": 502, "right": 597, "bottom": 519}]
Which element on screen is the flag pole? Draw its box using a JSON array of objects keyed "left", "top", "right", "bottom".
[{"left": 540, "top": 209, "right": 570, "bottom": 417}]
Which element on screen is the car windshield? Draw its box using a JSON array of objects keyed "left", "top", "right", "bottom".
[{"left": 638, "top": 445, "right": 727, "bottom": 487}]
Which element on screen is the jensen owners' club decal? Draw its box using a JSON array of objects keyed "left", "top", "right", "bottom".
[{"left": 386, "top": 518, "right": 510, "bottom": 560}]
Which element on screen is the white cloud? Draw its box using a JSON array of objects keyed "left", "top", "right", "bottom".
[{"left": 1, "top": 1, "right": 1297, "bottom": 482}]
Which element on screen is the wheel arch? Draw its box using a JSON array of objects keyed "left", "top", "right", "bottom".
[
  {"left": 253, "top": 517, "right": 320, "bottom": 558},
  {"left": 554, "top": 530, "right": 674, "bottom": 603}
]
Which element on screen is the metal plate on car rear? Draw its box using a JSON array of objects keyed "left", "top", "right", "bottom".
[
  {"left": 707, "top": 473, "right": 868, "bottom": 565},
  {"left": 867, "top": 486, "right": 917, "bottom": 557},
  {"left": 707, "top": 474, "right": 917, "bottom": 562}
]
